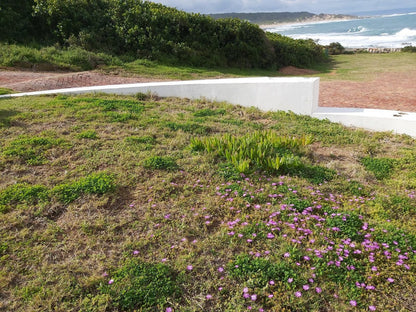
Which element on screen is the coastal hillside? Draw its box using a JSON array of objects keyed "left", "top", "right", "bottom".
[{"left": 209, "top": 12, "right": 356, "bottom": 25}]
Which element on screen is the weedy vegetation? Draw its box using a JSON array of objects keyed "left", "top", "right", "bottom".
[{"left": 1, "top": 93, "right": 415, "bottom": 311}]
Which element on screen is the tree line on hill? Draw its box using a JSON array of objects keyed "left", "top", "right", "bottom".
[{"left": 0, "top": 0, "right": 328, "bottom": 69}]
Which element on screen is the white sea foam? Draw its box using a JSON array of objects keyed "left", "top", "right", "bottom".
[
  {"left": 288, "top": 28, "right": 416, "bottom": 48},
  {"left": 267, "top": 14, "right": 416, "bottom": 48}
]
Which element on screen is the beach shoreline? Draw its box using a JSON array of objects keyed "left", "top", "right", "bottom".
[{"left": 258, "top": 16, "right": 360, "bottom": 30}]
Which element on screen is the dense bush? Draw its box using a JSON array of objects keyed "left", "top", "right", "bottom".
[
  {"left": 402, "top": 46, "right": 416, "bottom": 53},
  {"left": 0, "top": 0, "right": 37, "bottom": 42},
  {"left": 327, "top": 42, "right": 346, "bottom": 55},
  {"left": 1, "top": 0, "right": 327, "bottom": 69},
  {"left": 266, "top": 32, "right": 326, "bottom": 68}
]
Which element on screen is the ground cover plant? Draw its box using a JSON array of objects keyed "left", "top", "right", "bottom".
[{"left": 1, "top": 94, "right": 415, "bottom": 311}]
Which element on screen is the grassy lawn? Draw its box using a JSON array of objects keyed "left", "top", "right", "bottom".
[
  {"left": 1, "top": 93, "right": 415, "bottom": 311},
  {"left": 317, "top": 52, "right": 416, "bottom": 81}
]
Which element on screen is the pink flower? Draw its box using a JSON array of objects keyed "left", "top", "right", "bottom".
[
  {"left": 303, "top": 284, "right": 310, "bottom": 291},
  {"left": 288, "top": 278, "right": 294, "bottom": 283},
  {"left": 269, "top": 280, "right": 275, "bottom": 285},
  {"left": 350, "top": 300, "right": 357, "bottom": 307},
  {"left": 108, "top": 279, "right": 114, "bottom": 285},
  {"left": 133, "top": 250, "right": 139, "bottom": 255},
  {"left": 251, "top": 294, "right": 257, "bottom": 301},
  {"left": 218, "top": 267, "right": 224, "bottom": 273},
  {"left": 206, "top": 294, "right": 212, "bottom": 300},
  {"left": 315, "top": 287, "right": 322, "bottom": 293},
  {"left": 267, "top": 233, "right": 275, "bottom": 239},
  {"left": 295, "top": 291, "right": 302, "bottom": 297},
  {"left": 284, "top": 252, "right": 290, "bottom": 258},
  {"left": 268, "top": 294, "right": 274, "bottom": 298},
  {"left": 186, "top": 265, "right": 193, "bottom": 271},
  {"left": 166, "top": 308, "right": 173, "bottom": 312},
  {"left": 387, "top": 277, "right": 394, "bottom": 283},
  {"left": 369, "top": 306, "right": 376, "bottom": 311}
]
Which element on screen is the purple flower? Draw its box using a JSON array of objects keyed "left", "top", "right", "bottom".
[
  {"left": 133, "top": 250, "right": 139, "bottom": 255},
  {"left": 284, "top": 252, "right": 290, "bottom": 258},
  {"left": 243, "top": 287, "right": 249, "bottom": 293},
  {"left": 267, "top": 233, "right": 275, "bottom": 239},
  {"left": 206, "top": 294, "right": 212, "bottom": 300},
  {"left": 186, "top": 265, "right": 193, "bottom": 271},
  {"left": 303, "top": 284, "right": 310, "bottom": 291},
  {"left": 108, "top": 279, "right": 114, "bottom": 285},
  {"left": 387, "top": 277, "right": 394, "bottom": 283},
  {"left": 166, "top": 308, "right": 173, "bottom": 312},
  {"left": 269, "top": 280, "right": 275, "bottom": 285},
  {"left": 218, "top": 267, "right": 224, "bottom": 273},
  {"left": 350, "top": 300, "right": 357, "bottom": 307},
  {"left": 251, "top": 294, "right": 257, "bottom": 301},
  {"left": 369, "top": 306, "right": 376, "bottom": 311},
  {"left": 315, "top": 287, "right": 322, "bottom": 293},
  {"left": 295, "top": 291, "right": 302, "bottom": 297},
  {"left": 288, "top": 277, "right": 294, "bottom": 283}
]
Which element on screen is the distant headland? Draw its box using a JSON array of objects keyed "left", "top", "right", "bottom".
[{"left": 208, "top": 11, "right": 358, "bottom": 26}]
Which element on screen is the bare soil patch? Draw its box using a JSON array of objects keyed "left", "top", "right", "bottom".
[
  {"left": 1, "top": 68, "right": 415, "bottom": 112},
  {"left": 319, "top": 70, "right": 416, "bottom": 112},
  {"left": 0, "top": 69, "right": 169, "bottom": 92}
]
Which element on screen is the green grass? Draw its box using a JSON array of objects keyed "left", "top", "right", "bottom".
[
  {"left": 318, "top": 52, "right": 416, "bottom": 81},
  {"left": 1, "top": 93, "right": 415, "bottom": 311}
]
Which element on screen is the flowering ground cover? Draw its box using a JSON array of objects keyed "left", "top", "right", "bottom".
[{"left": 0, "top": 94, "right": 415, "bottom": 311}]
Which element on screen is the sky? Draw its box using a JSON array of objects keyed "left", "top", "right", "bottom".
[{"left": 148, "top": 0, "right": 416, "bottom": 15}]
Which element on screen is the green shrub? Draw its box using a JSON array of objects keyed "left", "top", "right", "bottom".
[
  {"left": 52, "top": 172, "right": 115, "bottom": 204},
  {"left": 288, "top": 164, "right": 336, "bottom": 184},
  {"left": 361, "top": 157, "right": 396, "bottom": 179},
  {"left": 142, "top": 156, "right": 178, "bottom": 171},
  {"left": 227, "top": 254, "right": 296, "bottom": 287},
  {"left": 266, "top": 32, "right": 327, "bottom": 68},
  {"left": 125, "top": 135, "right": 156, "bottom": 145},
  {"left": 327, "top": 42, "right": 345, "bottom": 55},
  {"left": 283, "top": 195, "right": 312, "bottom": 213},
  {"left": 77, "top": 130, "right": 98, "bottom": 140},
  {"left": 99, "top": 260, "right": 183, "bottom": 311},
  {"left": 402, "top": 46, "right": 416, "bottom": 53},
  {"left": 0, "top": 184, "right": 50, "bottom": 213},
  {"left": 3, "top": 136, "right": 66, "bottom": 165},
  {"left": 325, "top": 212, "right": 364, "bottom": 241}
]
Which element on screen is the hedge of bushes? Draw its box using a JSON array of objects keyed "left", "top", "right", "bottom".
[{"left": 0, "top": 0, "right": 327, "bottom": 69}]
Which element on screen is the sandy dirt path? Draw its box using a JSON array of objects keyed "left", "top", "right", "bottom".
[{"left": 1, "top": 68, "right": 415, "bottom": 112}]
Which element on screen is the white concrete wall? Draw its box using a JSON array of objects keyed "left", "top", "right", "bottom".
[{"left": 0, "top": 77, "right": 320, "bottom": 116}]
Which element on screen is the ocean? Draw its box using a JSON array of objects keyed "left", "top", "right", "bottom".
[{"left": 265, "top": 12, "right": 416, "bottom": 48}]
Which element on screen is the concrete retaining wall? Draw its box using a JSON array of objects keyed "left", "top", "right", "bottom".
[{"left": 0, "top": 77, "right": 320, "bottom": 116}]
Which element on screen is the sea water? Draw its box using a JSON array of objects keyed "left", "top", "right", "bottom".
[{"left": 265, "top": 12, "right": 416, "bottom": 48}]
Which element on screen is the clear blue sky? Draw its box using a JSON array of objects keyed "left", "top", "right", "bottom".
[{"left": 148, "top": 0, "right": 416, "bottom": 14}]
